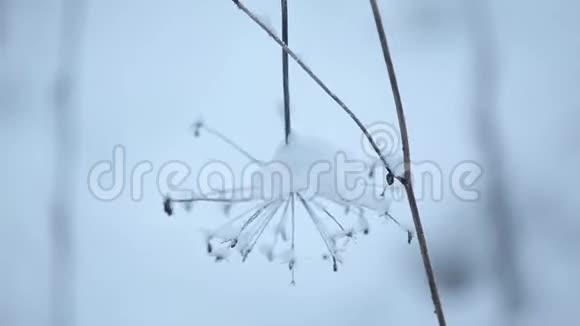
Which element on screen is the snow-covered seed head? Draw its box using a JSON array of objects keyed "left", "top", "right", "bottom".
[{"left": 170, "top": 128, "right": 412, "bottom": 283}]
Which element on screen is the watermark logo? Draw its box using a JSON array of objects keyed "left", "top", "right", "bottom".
[{"left": 87, "top": 123, "right": 483, "bottom": 203}]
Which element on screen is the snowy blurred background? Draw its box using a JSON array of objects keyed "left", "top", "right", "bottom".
[{"left": 1, "top": 0, "right": 579, "bottom": 325}]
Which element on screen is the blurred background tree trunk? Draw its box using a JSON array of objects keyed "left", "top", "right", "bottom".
[
  {"left": 468, "top": 0, "right": 524, "bottom": 323},
  {"left": 0, "top": 0, "right": 7, "bottom": 46},
  {"left": 51, "top": 0, "right": 86, "bottom": 325}
]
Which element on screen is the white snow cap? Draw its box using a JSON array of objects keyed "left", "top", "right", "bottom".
[{"left": 251, "top": 130, "right": 394, "bottom": 213}]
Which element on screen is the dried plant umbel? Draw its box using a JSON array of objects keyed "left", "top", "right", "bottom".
[
  {"left": 163, "top": 1, "right": 411, "bottom": 284},
  {"left": 165, "top": 121, "right": 412, "bottom": 285}
]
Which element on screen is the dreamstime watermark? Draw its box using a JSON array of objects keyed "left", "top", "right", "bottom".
[{"left": 87, "top": 122, "right": 484, "bottom": 203}]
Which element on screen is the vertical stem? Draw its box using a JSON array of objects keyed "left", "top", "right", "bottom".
[
  {"left": 51, "top": 0, "right": 85, "bottom": 325},
  {"left": 281, "top": 0, "right": 291, "bottom": 144},
  {"left": 369, "top": 1, "right": 446, "bottom": 325}
]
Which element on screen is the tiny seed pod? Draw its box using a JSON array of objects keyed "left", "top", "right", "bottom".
[
  {"left": 192, "top": 120, "right": 203, "bottom": 138},
  {"left": 163, "top": 197, "right": 173, "bottom": 216},
  {"left": 386, "top": 172, "right": 395, "bottom": 186}
]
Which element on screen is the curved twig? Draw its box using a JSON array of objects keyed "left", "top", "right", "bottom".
[{"left": 369, "top": 1, "right": 446, "bottom": 325}]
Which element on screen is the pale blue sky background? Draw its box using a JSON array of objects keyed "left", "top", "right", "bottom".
[{"left": 1, "top": 0, "right": 579, "bottom": 325}]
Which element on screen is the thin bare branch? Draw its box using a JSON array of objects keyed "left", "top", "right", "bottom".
[
  {"left": 281, "top": 0, "right": 291, "bottom": 144},
  {"left": 369, "top": 1, "right": 446, "bottom": 325}
]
